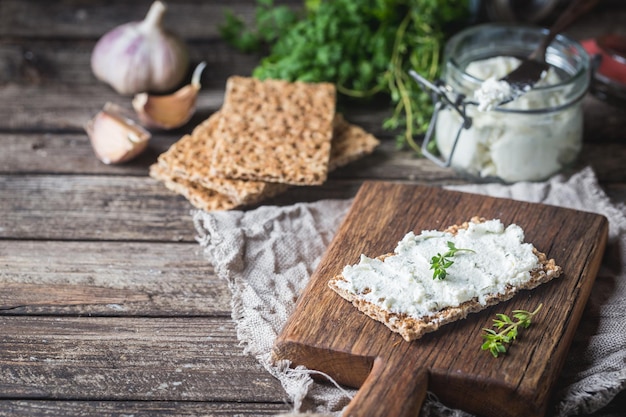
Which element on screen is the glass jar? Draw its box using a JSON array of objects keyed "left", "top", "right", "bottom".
[{"left": 417, "top": 23, "right": 591, "bottom": 183}]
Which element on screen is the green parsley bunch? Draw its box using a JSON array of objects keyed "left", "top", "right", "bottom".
[{"left": 220, "top": 0, "right": 470, "bottom": 153}]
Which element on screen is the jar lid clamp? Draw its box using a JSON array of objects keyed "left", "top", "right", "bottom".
[{"left": 409, "top": 70, "right": 472, "bottom": 167}]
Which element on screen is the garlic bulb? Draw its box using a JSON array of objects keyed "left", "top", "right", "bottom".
[
  {"left": 132, "top": 62, "right": 206, "bottom": 130},
  {"left": 85, "top": 103, "right": 151, "bottom": 164},
  {"left": 91, "top": 1, "right": 190, "bottom": 95}
]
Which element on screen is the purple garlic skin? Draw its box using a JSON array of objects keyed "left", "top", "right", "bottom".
[{"left": 91, "top": 1, "right": 189, "bottom": 95}]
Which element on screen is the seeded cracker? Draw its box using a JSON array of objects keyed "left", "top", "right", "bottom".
[
  {"left": 329, "top": 114, "right": 380, "bottom": 171},
  {"left": 149, "top": 163, "right": 240, "bottom": 211},
  {"left": 211, "top": 76, "right": 336, "bottom": 185},
  {"left": 328, "top": 217, "right": 562, "bottom": 342},
  {"left": 154, "top": 112, "right": 287, "bottom": 206},
  {"left": 150, "top": 108, "right": 379, "bottom": 211}
]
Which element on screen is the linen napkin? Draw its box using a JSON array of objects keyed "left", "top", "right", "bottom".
[{"left": 193, "top": 167, "right": 626, "bottom": 417}]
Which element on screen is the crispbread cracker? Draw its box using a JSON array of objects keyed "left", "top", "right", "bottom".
[
  {"left": 329, "top": 114, "right": 380, "bottom": 170},
  {"left": 150, "top": 161, "right": 287, "bottom": 211},
  {"left": 150, "top": 70, "right": 379, "bottom": 212},
  {"left": 155, "top": 112, "right": 287, "bottom": 205},
  {"left": 210, "top": 76, "right": 336, "bottom": 185},
  {"left": 149, "top": 163, "right": 240, "bottom": 211},
  {"left": 151, "top": 112, "right": 380, "bottom": 211},
  {"left": 328, "top": 217, "right": 562, "bottom": 342}
]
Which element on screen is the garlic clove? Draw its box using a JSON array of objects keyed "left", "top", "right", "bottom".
[
  {"left": 91, "top": 1, "right": 189, "bottom": 95},
  {"left": 85, "top": 103, "right": 151, "bottom": 164},
  {"left": 132, "top": 61, "right": 206, "bottom": 130}
]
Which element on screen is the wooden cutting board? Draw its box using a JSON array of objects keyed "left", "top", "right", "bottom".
[{"left": 272, "top": 182, "right": 608, "bottom": 417}]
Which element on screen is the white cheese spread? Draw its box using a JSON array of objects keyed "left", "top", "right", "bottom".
[
  {"left": 435, "top": 56, "right": 583, "bottom": 182},
  {"left": 334, "top": 219, "right": 539, "bottom": 319},
  {"left": 474, "top": 76, "right": 513, "bottom": 112}
]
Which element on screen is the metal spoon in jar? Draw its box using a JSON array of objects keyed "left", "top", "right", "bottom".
[{"left": 496, "top": 0, "right": 601, "bottom": 105}]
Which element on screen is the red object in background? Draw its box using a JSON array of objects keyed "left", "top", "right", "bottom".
[{"left": 582, "top": 34, "right": 626, "bottom": 85}]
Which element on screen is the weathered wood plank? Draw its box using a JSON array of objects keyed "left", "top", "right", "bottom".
[
  {"left": 0, "top": 316, "right": 286, "bottom": 403},
  {"left": 582, "top": 95, "right": 626, "bottom": 144},
  {"left": 0, "top": 401, "right": 290, "bottom": 417},
  {"left": 1, "top": 395, "right": 625, "bottom": 417},
  {"left": 329, "top": 140, "right": 626, "bottom": 184},
  {"left": 0, "top": 131, "right": 438, "bottom": 177},
  {"left": 1, "top": 80, "right": 625, "bottom": 150},
  {"left": 3, "top": 128, "right": 626, "bottom": 183},
  {"left": 1, "top": 0, "right": 624, "bottom": 41},
  {"left": 0, "top": 83, "right": 225, "bottom": 132},
  {"left": 0, "top": 132, "right": 180, "bottom": 176},
  {"left": 0, "top": 84, "right": 395, "bottom": 137},
  {"left": 1, "top": 170, "right": 624, "bottom": 243},
  {"left": 0, "top": 175, "right": 196, "bottom": 241},
  {"left": 0, "top": 2, "right": 622, "bottom": 416},
  {"left": 0, "top": 0, "right": 301, "bottom": 40},
  {"left": 0, "top": 39, "right": 259, "bottom": 86},
  {"left": 0, "top": 241, "right": 228, "bottom": 316}
]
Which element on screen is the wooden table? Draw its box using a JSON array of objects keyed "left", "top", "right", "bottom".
[{"left": 1, "top": 1, "right": 625, "bottom": 415}]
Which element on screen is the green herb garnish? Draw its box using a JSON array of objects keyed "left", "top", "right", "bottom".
[
  {"left": 481, "top": 304, "right": 543, "bottom": 358},
  {"left": 219, "top": 0, "right": 470, "bottom": 153},
  {"left": 429, "top": 241, "right": 474, "bottom": 280},
  {"left": 220, "top": 0, "right": 298, "bottom": 53}
]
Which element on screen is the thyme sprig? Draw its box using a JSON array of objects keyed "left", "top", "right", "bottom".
[
  {"left": 481, "top": 304, "right": 543, "bottom": 358},
  {"left": 429, "top": 241, "right": 475, "bottom": 280}
]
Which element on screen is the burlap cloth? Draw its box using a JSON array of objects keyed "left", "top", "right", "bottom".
[{"left": 193, "top": 167, "right": 626, "bottom": 417}]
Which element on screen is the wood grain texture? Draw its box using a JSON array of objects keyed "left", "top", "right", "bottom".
[
  {"left": 0, "top": 0, "right": 301, "bottom": 40},
  {"left": 0, "top": 39, "right": 259, "bottom": 87},
  {"left": 0, "top": 316, "right": 286, "bottom": 403},
  {"left": 0, "top": 84, "right": 226, "bottom": 132},
  {"left": 0, "top": 132, "right": 179, "bottom": 175},
  {"left": 0, "top": 175, "right": 196, "bottom": 241},
  {"left": 6, "top": 131, "right": 626, "bottom": 182},
  {"left": 274, "top": 182, "right": 608, "bottom": 417},
  {"left": 0, "top": 241, "right": 229, "bottom": 316},
  {"left": 2, "top": 0, "right": 625, "bottom": 415},
  {"left": 0, "top": 401, "right": 289, "bottom": 417},
  {"left": 0, "top": 0, "right": 623, "bottom": 40}
]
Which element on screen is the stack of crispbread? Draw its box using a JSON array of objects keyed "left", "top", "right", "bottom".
[{"left": 150, "top": 76, "right": 380, "bottom": 211}]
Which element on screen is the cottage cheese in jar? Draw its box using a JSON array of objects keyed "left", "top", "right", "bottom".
[{"left": 433, "top": 24, "right": 590, "bottom": 183}]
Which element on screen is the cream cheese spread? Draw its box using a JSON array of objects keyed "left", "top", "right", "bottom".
[
  {"left": 435, "top": 56, "right": 583, "bottom": 183},
  {"left": 334, "top": 219, "right": 539, "bottom": 319},
  {"left": 474, "top": 76, "right": 514, "bottom": 112}
]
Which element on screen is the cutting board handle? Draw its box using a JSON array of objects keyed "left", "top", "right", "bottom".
[{"left": 343, "top": 356, "right": 429, "bottom": 417}]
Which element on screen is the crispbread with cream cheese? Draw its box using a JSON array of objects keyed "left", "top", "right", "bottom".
[
  {"left": 210, "top": 76, "right": 336, "bottom": 185},
  {"left": 328, "top": 217, "right": 562, "bottom": 342}
]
